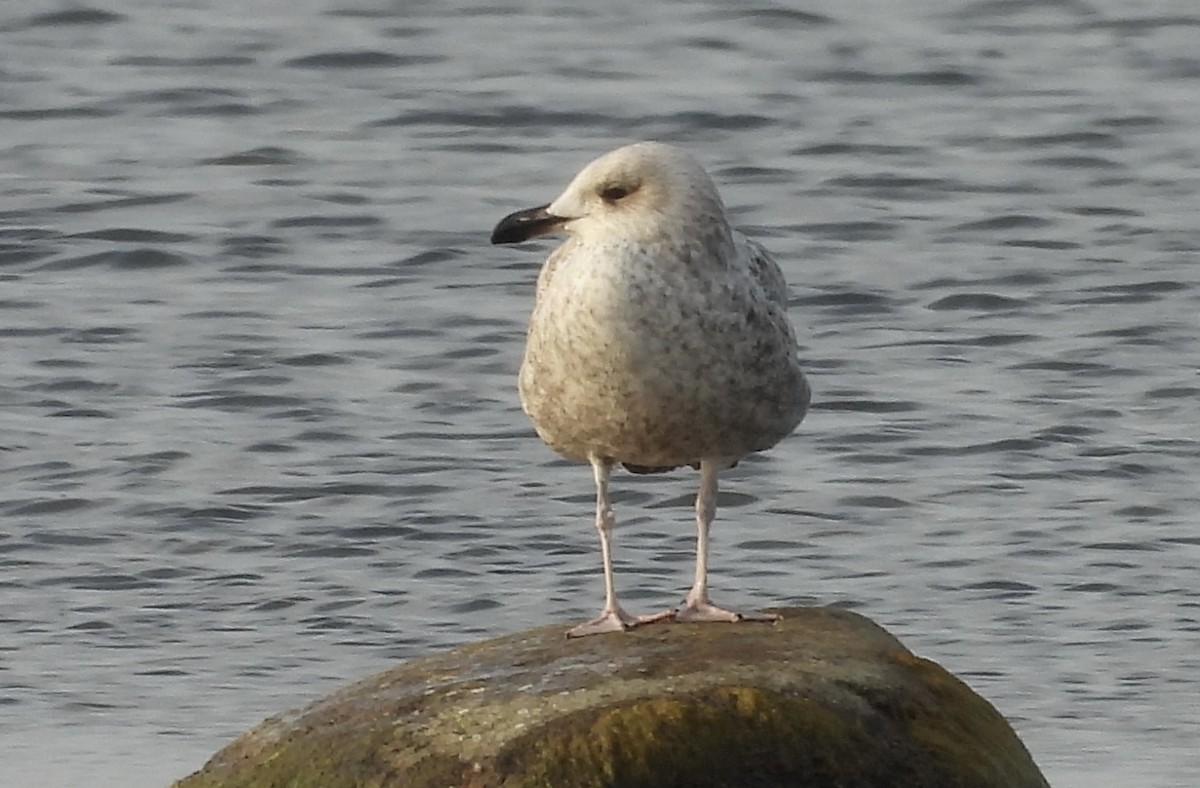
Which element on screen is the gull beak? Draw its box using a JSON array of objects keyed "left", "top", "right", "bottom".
[{"left": 490, "top": 204, "right": 569, "bottom": 245}]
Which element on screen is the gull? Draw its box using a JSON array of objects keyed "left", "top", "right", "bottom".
[{"left": 490, "top": 142, "right": 810, "bottom": 637}]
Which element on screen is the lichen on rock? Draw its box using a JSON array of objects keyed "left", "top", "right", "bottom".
[{"left": 173, "top": 607, "right": 1051, "bottom": 788}]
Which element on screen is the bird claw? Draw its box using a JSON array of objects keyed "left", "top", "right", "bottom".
[
  {"left": 566, "top": 606, "right": 674, "bottom": 638},
  {"left": 674, "top": 600, "right": 781, "bottom": 624}
]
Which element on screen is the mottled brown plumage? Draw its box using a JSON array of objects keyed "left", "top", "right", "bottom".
[{"left": 492, "top": 142, "right": 809, "bottom": 637}]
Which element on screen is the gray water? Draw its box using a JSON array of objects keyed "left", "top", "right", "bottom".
[{"left": 2, "top": 1, "right": 1199, "bottom": 786}]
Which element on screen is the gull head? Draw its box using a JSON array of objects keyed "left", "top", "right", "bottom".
[{"left": 490, "top": 142, "right": 731, "bottom": 248}]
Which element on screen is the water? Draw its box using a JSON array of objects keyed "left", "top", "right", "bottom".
[{"left": 2, "top": 1, "right": 1198, "bottom": 786}]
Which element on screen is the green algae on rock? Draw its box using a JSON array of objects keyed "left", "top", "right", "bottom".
[{"left": 173, "top": 607, "right": 1051, "bottom": 788}]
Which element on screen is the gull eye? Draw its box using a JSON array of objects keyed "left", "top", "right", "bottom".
[{"left": 599, "top": 184, "right": 634, "bottom": 203}]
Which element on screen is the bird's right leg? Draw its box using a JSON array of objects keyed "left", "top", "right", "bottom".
[{"left": 567, "top": 455, "right": 673, "bottom": 638}]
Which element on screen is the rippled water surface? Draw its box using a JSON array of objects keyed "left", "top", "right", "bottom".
[{"left": 3, "top": 1, "right": 1199, "bottom": 786}]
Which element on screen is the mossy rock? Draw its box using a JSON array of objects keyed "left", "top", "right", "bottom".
[{"left": 173, "top": 607, "right": 1050, "bottom": 788}]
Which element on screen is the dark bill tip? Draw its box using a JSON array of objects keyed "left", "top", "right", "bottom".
[{"left": 490, "top": 204, "right": 567, "bottom": 245}]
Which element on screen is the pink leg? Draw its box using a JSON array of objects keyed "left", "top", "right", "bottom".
[
  {"left": 567, "top": 456, "right": 673, "bottom": 638},
  {"left": 674, "top": 459, "right": 779, "bottom": 624}
]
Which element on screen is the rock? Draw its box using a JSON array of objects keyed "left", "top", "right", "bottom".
[{"left": 172, "top": 607, "right": 1050, "bottom": 788}]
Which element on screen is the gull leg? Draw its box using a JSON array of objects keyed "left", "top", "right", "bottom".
[
  {"left": 567, "top": 456, "right": 672, "bottom": 638},
  {"left": 675, "top": 459, "right": 779, "bottom": 624}
]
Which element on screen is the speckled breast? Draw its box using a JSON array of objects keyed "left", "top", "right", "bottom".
[{"left": 517, "top": 256, "right": 809, "bottom": 466}]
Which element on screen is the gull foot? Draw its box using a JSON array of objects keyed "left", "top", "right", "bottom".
[
  {"left": 566, "top": 607, "right": 675, "bottom": 638},
  {"left": 674, "top": 601, "right": 781, "bottom": 624}
]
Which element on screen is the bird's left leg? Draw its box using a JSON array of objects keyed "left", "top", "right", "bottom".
[{"left": 674, "top": 458, "right": 780, "bottom": 624}]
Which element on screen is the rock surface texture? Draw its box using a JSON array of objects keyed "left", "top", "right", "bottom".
[{"left": 174, "top": 607, "right": 1051, "bottom": 788}]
